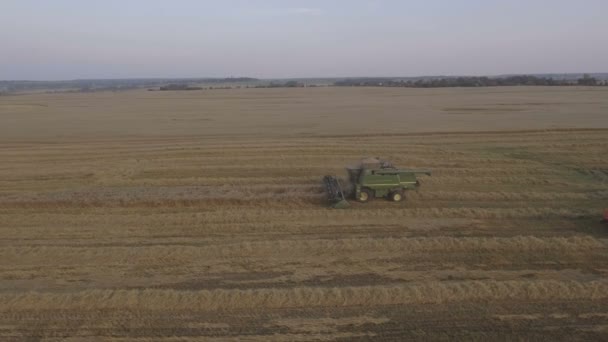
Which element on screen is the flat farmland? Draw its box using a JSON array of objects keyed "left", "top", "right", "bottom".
[{"left": 1, "top": 87, "right": 607, "bottom": 340}]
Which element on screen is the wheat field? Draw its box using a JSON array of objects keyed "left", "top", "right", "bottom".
[{"left": 1, "top": 87, "right": 608, "bottom": 340}]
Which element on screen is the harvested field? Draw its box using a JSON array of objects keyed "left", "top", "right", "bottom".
[{"left": 1, "top": 87, "right": 608, "bottom": 340}]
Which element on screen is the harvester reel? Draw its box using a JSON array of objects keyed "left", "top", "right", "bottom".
[{"left": 322, "top": 175, "right": 350, "bottom": 209}]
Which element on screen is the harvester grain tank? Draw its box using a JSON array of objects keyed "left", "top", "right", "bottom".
[{"left": 323, "top": 157, "right": 431, "bottom": 208}]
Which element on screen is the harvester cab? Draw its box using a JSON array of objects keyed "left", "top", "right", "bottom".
[{"left": 323, "top": 157, "right": 431, "bottom": 208}]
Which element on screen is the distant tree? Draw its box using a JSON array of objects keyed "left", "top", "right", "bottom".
[
  {"left": 284, "top": 81, "right": 302, "bottom": 87},
  {"left": 160, "top": 84, "right": 203, "bottom": 91}
]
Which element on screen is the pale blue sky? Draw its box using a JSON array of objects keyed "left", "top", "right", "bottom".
[{"left": 1, "top": 0, "right": 607, "bottom": 80}]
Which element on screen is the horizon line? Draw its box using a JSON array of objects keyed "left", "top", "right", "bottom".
[{"left": 2, "top": 72, "right": 608, "bottom": 82}]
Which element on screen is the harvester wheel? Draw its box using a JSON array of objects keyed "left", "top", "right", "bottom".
[
  {"left": 390, "top": 191, "right": 404, "bottom": 202},
  {"left": 358, "top": 188, "right": 373, "bottom": 203}
]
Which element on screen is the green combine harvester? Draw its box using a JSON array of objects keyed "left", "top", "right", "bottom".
[{"left": 323, "top": 157, "right": 431, "bottom": 209}]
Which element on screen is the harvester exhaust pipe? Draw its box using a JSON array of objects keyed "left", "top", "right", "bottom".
[{"left": 322, "top": 175, "right": 350, "bottom": 209}]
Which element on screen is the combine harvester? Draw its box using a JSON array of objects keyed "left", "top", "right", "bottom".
[{"left": 323, "top": 157, "right": 431, "bottom": 209}]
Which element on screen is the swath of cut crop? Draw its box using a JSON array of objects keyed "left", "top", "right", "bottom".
[
  {"left": 2, "top": 280, "right": 607, "bottom": 311},
  {"left": 1, "top": 236, "right": 602, "bottom": 265}
]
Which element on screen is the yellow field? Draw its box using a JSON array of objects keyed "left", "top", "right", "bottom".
[{"left": 1, "top": 87, "right": 607, "bottom": 340}]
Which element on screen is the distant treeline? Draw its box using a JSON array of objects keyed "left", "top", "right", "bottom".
[
  {"left": 252, "top": 81, "right": 306, "bottom": 88},
  {"left": 157, "top": 84, "right": 203, "bottom": 91},
  {"left": 334, "top": 75, "right": 608, "bottom": 88},
  {"left": 0, "top": 77, "right": 258, "bottom": 94},
  {"left": 149, "top": 81, "right": 313, "bottom": 91},
  {"left": 2, "top": 75, "right": 608, "bottom": 95}
]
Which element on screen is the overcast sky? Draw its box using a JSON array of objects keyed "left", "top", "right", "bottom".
[{"left": 1, "top": 0, "right": 607, "bottom": 80}]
